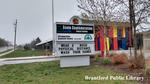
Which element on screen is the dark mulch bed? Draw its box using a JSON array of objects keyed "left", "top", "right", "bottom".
[{"left": 90, "top": 58, "right": 150, "bottom": 84}]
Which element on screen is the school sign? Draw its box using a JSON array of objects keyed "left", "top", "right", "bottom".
[{"left": 54, "top": 22, "right": 95, "bottom": 67}]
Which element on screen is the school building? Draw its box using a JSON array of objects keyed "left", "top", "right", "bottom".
[
  {"left": 69, "top": 15, "right": 133, "bottom": 51},
  {"left": 35, "top": 15, "right": 149, "bottom": 52}
]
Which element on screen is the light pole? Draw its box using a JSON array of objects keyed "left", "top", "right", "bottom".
[{"left": 52, "top": 0, "right": 55, "bottom": 55}]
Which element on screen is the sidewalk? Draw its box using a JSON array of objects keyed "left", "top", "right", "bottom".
[
  {"left": 0, "top": 56, "right": 59, "bottom": 66},
  {"left": 0, "top": 50, "right": 14, "bottom": 57},
  {"left": 0, "top": 46, "right": 13, "bottom": 53}
]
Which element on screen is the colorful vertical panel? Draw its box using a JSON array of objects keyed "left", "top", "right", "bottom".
[
  {"left": 108, "top": 26, "right": 113, "bottom": 38},
  {"left": 118, "top": 28, "right": 122, "bottom": 39},
  {"left": 122, "top": 27, "right": 126, "bottom": 38},
  {"left": 106, "top": 37, "right": 110, "bottom": 51},
  {"left": 99, "top": 25, "right": 105, "bottom": 51},
  {"left": 122, "top": 38, "right": 128, "bottom": 50},
  {"left": 99, "top": 25, "right": 105, "bottom": 57},
  {"left": 113, "top": 37, "right": 118, "bottom": 50},
  {"left": 113, "top": 25, "right": 118, "bottom": 38},
  {"left": 98, "top": 37, "right": 100, "bottom": 50},
  {"left": 100, "top": 34, "right": 105, "bottom": 51},
  {"left": 95, "top": 36, "right": 98, "bottom": 51}
]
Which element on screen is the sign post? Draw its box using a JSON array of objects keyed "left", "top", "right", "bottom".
[{"left": 54, "top": 22, "right": 95, "bottom": 67}]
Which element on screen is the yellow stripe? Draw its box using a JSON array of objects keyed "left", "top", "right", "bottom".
[
  {"left": 113, "top": 24, "right": 117, "bottom": 37},
  {"left": 106, "top": 37, "right": 110, "bottom": 51},
  {"left": 122, "top": 27, "right": 126, "bottom": 38}
]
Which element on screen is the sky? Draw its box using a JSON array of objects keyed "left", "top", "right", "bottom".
[{"left": 0, "top": 0, "right": 80, "bottom": 45}]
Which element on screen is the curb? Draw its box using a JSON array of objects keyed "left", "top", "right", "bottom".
[{"left": 0, "top": 56, "right": 58, "bottom": 61}]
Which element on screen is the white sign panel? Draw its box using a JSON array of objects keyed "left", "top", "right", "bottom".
[
  {"left": 55, "top": 23, "right": 95, "bottom": 56},
  {"left": 55, "top": 42, "right": 95, "bottom": 56},
  {"left": 57, "top": 34, "right": 94, "bottom": 41}
]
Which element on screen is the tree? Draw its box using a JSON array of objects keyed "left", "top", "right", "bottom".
[
  {"left": 114, "top": 0, "right": 150, "bottom": 59},
  {"left": 23, "top": 37, "right": 41, "bottom": 50},
  {"left": 77, "top": 0, "right": 125, "bottom": 22},
  {"left": 35, "top": 37, "right": 41, "bottom": 44},
  {"left": 77, "top": 0, "right": 126, "bottom": 56},
  {"left": 24, "top": 43, "right": 31, "bottom": 50},
  {"left": 77, "top": 0, "right": 150, "bottom": 68},
  {"left": 77, "top": 0, "right": 150, "bottom": 53},
  {"left": 0, "top": 37, "right": 9, "bottom": 47},
  {"left": 30, "top": 37, "right": 41, "bottom": 49}
]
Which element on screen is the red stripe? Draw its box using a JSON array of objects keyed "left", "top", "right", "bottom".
[
  {"left": 95, "top": 36, "right": 98, "bottom": 51},
  {"left": 99, "top": 25, "right": 105, "bottom": 57},
  {"left": 113, "top": 37, "right": 118, "bottom": 50}
]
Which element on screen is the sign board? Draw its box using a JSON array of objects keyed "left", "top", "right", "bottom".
[{"left": 55, "top": 23, "right": 95, "bottom": 56}]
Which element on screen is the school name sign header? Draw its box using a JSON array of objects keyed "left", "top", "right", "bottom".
[
  {"left": 56, "top": 24, "right": 94, "bottom": 41},
  {"left": 55, "top": 23, "right": 95, "bottom": 56}
]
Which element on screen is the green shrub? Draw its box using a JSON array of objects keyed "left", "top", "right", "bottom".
[
  {"left": 94, "top": 54, "right": 100, "bottom": 62},
  {"left": 109, "top": 53, "right": 117, "bottom": 57},
  {"left": 102, "top": 58, "right": 111, "bottom": 65},
  {"left": 145, "top": 68, "right": 150, "bottom": 76},
  {"left": 114, "top": 61, "right": 122, "bottom": 65}
]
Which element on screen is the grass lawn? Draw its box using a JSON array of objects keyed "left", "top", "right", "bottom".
[
  {"left": 0, "top": 61, "right": 137, "bottom": 84},
  {"left": 0, "top": 50, "right": 51, "bottom": 58}
]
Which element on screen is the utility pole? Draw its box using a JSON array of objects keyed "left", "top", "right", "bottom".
[{"left": 14, "top": 19, "right": 17, "bottom": 51}]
